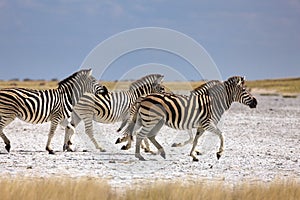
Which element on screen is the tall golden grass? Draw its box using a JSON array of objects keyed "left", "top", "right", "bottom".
[
  {"left": 0, "top": 177, "right": 299, "bottom": 200},
  {"left": 124, "top": 180, "right": 300, "bottom": 200},
  {"left": 246, "top": 77, "right": 300, "bottom": 94},
  {"left": 0, "top": 177, "right": 115, "bottom": 200},
  {"left": 0, "top": 80, "right": 58, "bottom": 90}
]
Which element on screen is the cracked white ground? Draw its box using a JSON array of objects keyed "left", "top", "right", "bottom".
[{"left": 0, "top": 94, "right": 299, "bottom": 189}]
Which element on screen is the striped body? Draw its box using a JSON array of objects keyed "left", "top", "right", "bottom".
[
  {"left": 0, "top": 69, "right": 108, "bottom": 154},
  {"left": 0, "top": 88, "right": 62, "bottom": 124},
  {"left": 123, "top": 76, "right": 257, "bottom": 161},
  {"left": 63, "top": 74, "right": 164, "bottom": 151}
]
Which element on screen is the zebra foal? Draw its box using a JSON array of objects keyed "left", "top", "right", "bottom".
[
  {"left": 0, "top": 69, "right": 108, "bottom": 154},
  {"left": 63, "top": 74, "right": 164, "bottom": 152},
  {"left": 123, "top": 76, "right": 257, "bottom": 161}
]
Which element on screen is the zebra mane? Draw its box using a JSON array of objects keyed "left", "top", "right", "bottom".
[
  {"left": 226, "top": 76, "right": 245, "bottom": 86},
  {"left": 190, "top": 80, "right": 222, "bottom": 96},
  {"left": 58, "top": 69, "right": 92, "bottom": 88},
  {"left": 129, "top": 74, "right": 164, "bottom": 91}
]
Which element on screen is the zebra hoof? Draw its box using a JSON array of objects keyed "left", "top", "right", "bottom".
[
  {"left": 171, "top": 143, "right": 179, "bottom": 147},
  {"left": 63, "top": 144, "right": 68, "bottom": 151},
  {"left": 5, "top": 144, "right": 11, "bottom": 152},
  {"left": 192, "top": 157, "right": 199, "bottom": 162},
  {"left": 63, "top": 144, "right": 73, "bottom": 152},
  {"left": 144, "top": 148, "right": 151, "bottom": 153},
  {"left": 135, "top": 154, "right": 146, "bottom": 161},
  {"left": 47, "top": 149, "right": 55, "bottom": 155},
  {"left": 195, "top": 150, "right": 202, "bottom": 155},
  {"left": 115, "top": 138, "right": 121, "bottom": 144},
  {"left": 216, "top": 152, "right": 222, "bottom": 160},
  {"left": 66, "top": 147, "right": 74, "bottom": 152},
  {"left": 160, "top": 152, "right": 166, "bottom": 159},
  {"left": 100, "top": 149, "right": 106, "bottom": 152},
  {"left": 121, "top": 145, "right": 129, "bottom": 150}
]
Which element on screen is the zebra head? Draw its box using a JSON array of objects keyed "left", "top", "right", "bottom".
[
  {"left": 153, "top": 83, "right": 167, "bottom": 93},
  {"left": 75, "top": 69, "right": 108, "bottom": 96},
  {"left": 129, "top": 74, "right": 164, "bottom": 95},
  {"left": 58, "top": 69, "right": 108, "bottom": 105},
  {"left": 85, "top": 74, "right": 109, "bottom": 96},
  {"left": 227, "top": 76, "right": 257, "bottom": 108}
]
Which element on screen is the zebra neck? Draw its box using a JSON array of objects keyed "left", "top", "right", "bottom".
[
  {"left": 59, "top": 81, "right": 85, "bottom": 107},
  {"left": 224, "top": 82, "right": 235, "bottom": 108},
  {"left": 211, "top": 94, "right": 231, "bottom": 113},
  {"left": 128, "top": 87, "right": 150, "bottom": 102}
]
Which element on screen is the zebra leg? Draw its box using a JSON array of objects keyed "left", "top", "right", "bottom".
[
  {"left": 208, "top": 126, "right": 224, "bottom": 160},
  {"left": 0, "top": 128, "right": 11, "bottom": 152},
  {"left": 46, "top": 121, "right": 59, "bottom": 154},
  {"left": 116, "top": 119, "right": 127, "bottom": 132},
  {"left": 141, "top": 138, "right": 155, "bottom": 154},
  {"left": 115, "top": 133, "right": 129, "bottom": 146},
  {"left": 135, "top": 136, "right": 145, "bottom": 161},
  {"left": 63, "top": 112, "right": 81, "bottom": 151},
  {"left": 119, "top": 134, "right": 133, "bottom": 150},
  {"left": 83, "top": 118, "right": 106, "bottom": 152},
  {"left": 148, "top": 136, "right": 166, "bottom": 159},
  {"left": 0, "top": 116, "right": 14, "bottom": 152},
  {"left": 171, "top": 130, "right": 193, "bottom": 147},
  {"left": 145, "top": 118, "right": 165, "bottom": 158},
  {"left": 63, "top": 124, "right": 76, "bottom": 152},
  {"left": 119, "top": 118, "right": 142, "bottom": 150},
  {"left": 190, "top": 128, "right": 204, "bottom": 162}
]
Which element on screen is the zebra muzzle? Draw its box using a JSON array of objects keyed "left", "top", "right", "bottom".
[{"left": 249, "top": 98, "right": 257, "bottom": 108}]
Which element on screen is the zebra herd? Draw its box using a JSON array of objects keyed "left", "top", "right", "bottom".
[{"left": 0, "top": 69, "right": 257, "bottom": 161}]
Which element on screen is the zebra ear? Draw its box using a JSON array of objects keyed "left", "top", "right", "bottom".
[
  {"left": 87, "top": 69, "right": 92, "bottom": 76},
  {"left": 156, "top": 75, "right": 164, "bottom": 84},
  {"left": 237, "top": 76, "right": 245, "bottom": 86}
]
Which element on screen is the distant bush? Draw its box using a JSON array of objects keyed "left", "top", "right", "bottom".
[
  {"left": 10, "top": 83, "right": 17, "bottom": 86},
  {"left": 9, "top": 78, "right": 19, "bottom": 81}
]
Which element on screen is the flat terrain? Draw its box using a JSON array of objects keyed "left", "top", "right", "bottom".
[{"left": 0, "top": 93, "right": 299, "bottom": 189}]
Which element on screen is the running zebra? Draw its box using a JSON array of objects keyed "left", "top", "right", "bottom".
[
  {"left": 123, "top": 76, "right": 257, "bottom": 161},
  {"left": 63, "top": 74, "right": 164, "bottom": 152},
  {"left": 0, "top": 69, "right": 108, "bottom": 154},
  {"left": 119, "top": 81, "right": 219, "bottom": 151}
]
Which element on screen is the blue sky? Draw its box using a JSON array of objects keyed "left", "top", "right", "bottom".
[{"left": 0, "top": 0, "right": 299, "bottom": 81}]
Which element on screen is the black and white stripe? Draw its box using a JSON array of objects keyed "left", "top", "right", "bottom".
[
  {"left": 123, "top": 76, "right": 257, "bottom": 161},
  {"left": 0, "top": 69, "right": 108, "bottom": 154},
  {"left": 63, "top": 74, "right": 164, "bottom": 152}
]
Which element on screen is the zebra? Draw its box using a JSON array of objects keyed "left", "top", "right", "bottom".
[
  {"left": 122, "top": 76, "right": 257, "bottom": 161},
  {"left": 0, "top": 69, "right": 108, "bottom": 154},
  {"left": 63, "top": 74, "right": 165, "bottom": 152},
  {"left": 119, "top": 80, "right": 222, "bottom": 151}
]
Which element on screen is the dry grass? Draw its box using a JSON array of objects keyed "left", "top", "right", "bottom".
[
  {"left": 101, "top": 81, "right": 204, "bottom": 91},
  {"left": 0, "top": 77, "right": 299, "bottom": 94},
  {"left": 246, "top": 77, "right": 300, "bottom": 94},
  {"left": 0, "top": 177, "right": 299, "bottom": 200},
  {"left": 0, "top": 80, "right": 58, "bottom": 90},
  {"left": 124, "top": 180, "right": 300, "bottom": 200},
  {"left": 0, "top": 177, "right": 115, "bottom": 200}
]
